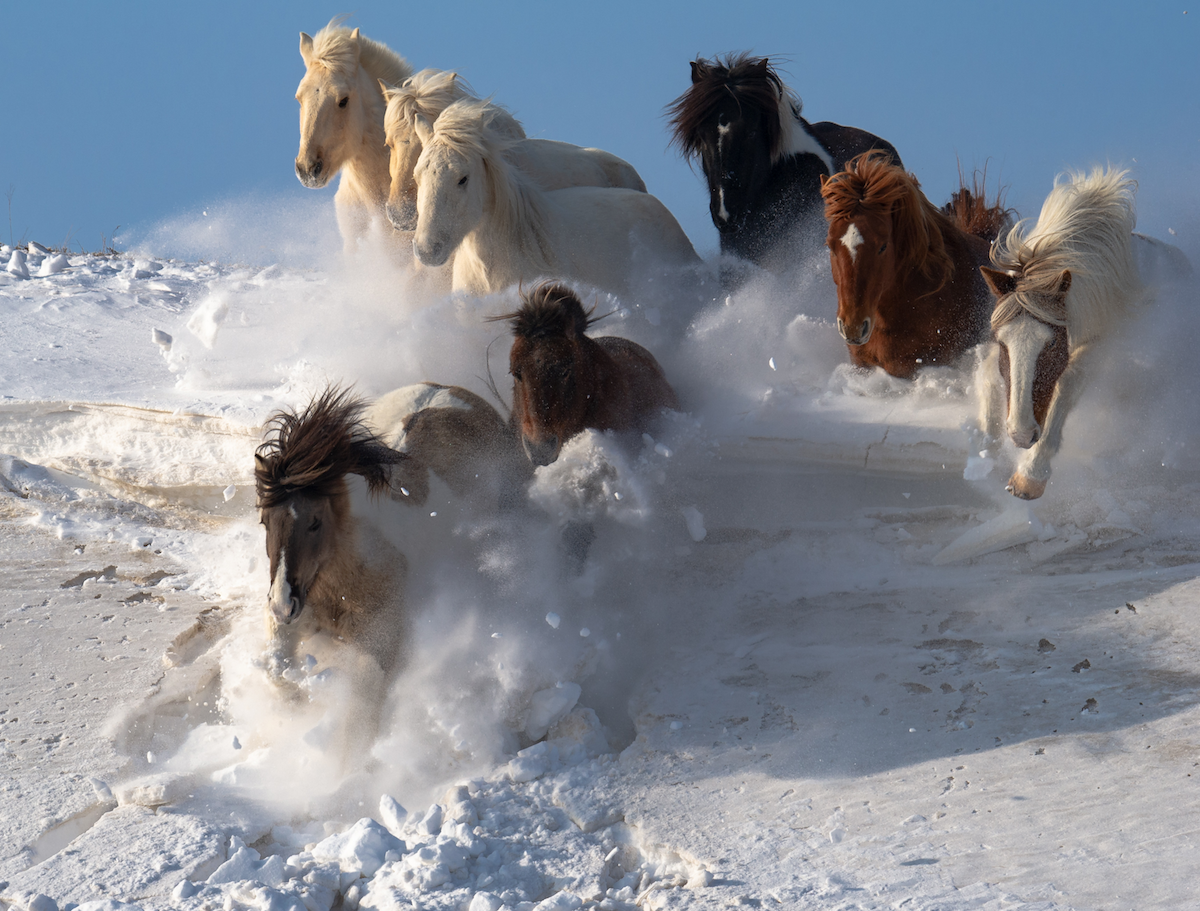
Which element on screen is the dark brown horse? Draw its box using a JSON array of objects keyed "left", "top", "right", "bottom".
[
  {"left": 667, "top": 53, "right": 902, "bottom": 272},
  {"left": 499, "top": 283, "right": 679, "bottom": 467},
  {"left": 820, "top": 151, "right": 1011, "bottom": 378},
  {"left": 255, "top": 386, "right": 409, "bottom": 678}
]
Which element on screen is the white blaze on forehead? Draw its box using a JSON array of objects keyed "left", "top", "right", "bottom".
[
  {"left": 717, "top": 187, "right": 730, "bottom": 223},
  {"left": 840, "top": 223, "right": 865, "bottom": 262},
  {"left": 268, "top": 546, "right": 291, "bottom": 612},
  {"left": 364, "top": 382, "right": 474, "bottom": 451},
  {"left": 996, "top": 315, "right": 1057, "bottom": 442}
]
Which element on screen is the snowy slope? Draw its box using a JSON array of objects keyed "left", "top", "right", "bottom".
[{"left": 2, "top": 221, "right": 1200, "bottom": 911}]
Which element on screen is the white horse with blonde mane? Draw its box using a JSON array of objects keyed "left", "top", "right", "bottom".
[
  {"left": 412, "top": 98, "right": 698, "bottom": 297},
  {"left": 976, "top": 166, "right": 1181, "bottom": 499},
  {"left": 381, "top": 69, "right": 647, "bottom": 232},
  {"left": 295, "top": 19, "right": 412, "bottom": 258}
]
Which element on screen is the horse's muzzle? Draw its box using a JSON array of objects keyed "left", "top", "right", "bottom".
[
  {"left": 295, "top": 158, "right": 328, "bottom": 189},
  {"left": 522, "top": 434, "right": 560, "bottom": 467},
  {"left": 386, "top": 199, "right": 418, "bottom": 232},
  {"left": 271, "top": 593, "right": 304, "bottom": 625},
  {"left": 837, "top": 316, "right": 873, "bottom": 346},
  {"left": 414, "top": 236, "right": 451, "bottom": 267}
]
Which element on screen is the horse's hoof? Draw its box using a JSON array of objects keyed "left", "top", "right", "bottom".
[{"left": 1006, "top": 473, "right": 1046, "bottom": 500}]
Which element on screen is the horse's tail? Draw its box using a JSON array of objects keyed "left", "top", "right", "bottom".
[{"left": 943, "top": 165, "right": 1014, "bottom": 244}]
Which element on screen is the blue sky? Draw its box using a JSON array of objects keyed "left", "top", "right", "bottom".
[{"left": 2, "top": 2, "right": 1197, "bottom": 257}]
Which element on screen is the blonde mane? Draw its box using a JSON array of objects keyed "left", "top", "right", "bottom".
[
  {"left": 428, "top": 98, "right": 554, "bottom": 273},
  {"left": 310, "top": 17, "right": 411, "bottom": 86},
  {"left": 384, "top": 69, "right": 524, "bottom": 144},
  {"left": 990, "top": 167, "right": 1139, "bottom": 341},
  {"left": 821, "top": 151, "right": 956, "bottom": 294}
]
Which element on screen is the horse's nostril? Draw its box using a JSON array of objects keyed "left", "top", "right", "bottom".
[{"left": 312, "top": 160, "right": 323, "bottom": 177}]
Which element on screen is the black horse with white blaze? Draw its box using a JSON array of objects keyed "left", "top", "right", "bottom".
[{"left": 668, "top": 54, "right": 902, "bottom": 275}]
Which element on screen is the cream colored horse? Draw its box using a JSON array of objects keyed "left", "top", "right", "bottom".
[
  {"left": 412, "top": 98, "right": 697, "bottom": 297},
  {"left": 381, "top": 69, "right": 647, "bottom": 232},
  {"left": 295, "top": 19, "right": 412, "bottom": 258}
]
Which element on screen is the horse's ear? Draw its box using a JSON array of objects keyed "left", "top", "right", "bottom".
[
  {"left": 412, "top": 113, "right": 434, "bottom": 145},
  {"left": 254, "top": 452, "right": 268, "bottom": 472},
  {"left": 1055, "top": 270, "right": 1072, "bottom": 300},
  {"left": 690, "top": 60, "right": 707, "bottom": 84},
  {"left": 819, "top": 173, "right": 829, "bottom": 189},
  {"left": 980, "top": 265, "right": 1019, "bottom": 298},
  {"left": 379, "top": 79, "right": 397, "bottom": 101},
  {"left": 348, "top": 27, "right": 362, "bottom": 60},
  {"left": 299, "top": 32, "right": 314, "bottom": 66},
  {"left": 753, "top": 58, "right": 770, "bottom": 75}
]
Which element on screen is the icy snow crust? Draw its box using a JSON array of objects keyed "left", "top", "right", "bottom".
[{"left": 2, "top": 210, "right": 1200, "bottom": 911}]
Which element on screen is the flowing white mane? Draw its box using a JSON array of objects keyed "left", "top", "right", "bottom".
[
  {"left": 384, "top": 69, "right": 524, "bottom": 143},
  {"left": 310, "top": 17, "right": 411, "bottom": 86},
  {"left": 991, "top": 166, "right": 1140, "bottom": 343},
  {"left": 429, "top": 98, "right": 554, "bottom": 273}
]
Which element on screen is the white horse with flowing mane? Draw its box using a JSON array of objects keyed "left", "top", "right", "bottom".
[
  {"left": 381, "top": 69, "right": 646, "bottom": 232},
  {"left": 295, "top": 18, "right": 412, "bottom": 258},
  {"left": 412, "top": 98, "right": 698, "bottom": 297},
  {"left": 976, "top": 166, "right": 1183, "bottom": 499}
]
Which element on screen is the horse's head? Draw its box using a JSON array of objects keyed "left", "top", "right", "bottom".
[
  {"left": 982, "top": 266, "right": 1072, "bottom": 449},
  {"left": 412, "top": 101, "right": 493, "bottom": 267},
  {"left": 255, "top": 387, "right": 406, "bottom": 626},
  {"left": 667, "top": 55, "right": 786, "bottom": 234},
  {"left": 382, "top": 70, "right": 470, "bottom": 232},
  {"left": 502, "top": 283, "right": 596, "bottom": 467}
]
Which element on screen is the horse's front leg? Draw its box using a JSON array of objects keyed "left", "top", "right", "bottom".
[
  {"left": 977, "top": 342, "right": 1006, "bottom": 447},
  {"left": 1008, "top": 344, "right": 1093, "bottom": 499}
]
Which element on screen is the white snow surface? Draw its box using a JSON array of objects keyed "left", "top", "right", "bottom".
[{"left": 2, "top": 211, "right": 1200, "bottom": 911}]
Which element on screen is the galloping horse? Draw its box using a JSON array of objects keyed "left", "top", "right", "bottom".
[
  {"left": 667, "top": 54, "right": 902, "bottom": 271},
  {"left": 364, "top": 381, "right": 532, "bottom": 509},
  {"left": 381, "top": 70, "right": 645, "bottom": 232},
  {"left": 255, "top": 387, "right": 409, "bottom": 678},
  {"left": 498, "top": 283, "right": 679, "bottom": 466},
  {"left": 820, "top": 151, "right": 1010, "bottom": 378},
  {"left": 295, "top": 19, "right": 412, "bottom": 257},
  {"left": 977, "top": 167, "right": 1145, "bottom": 499},
  {"left": 413, "top": 99, "right": 698, "bottom": 297}
]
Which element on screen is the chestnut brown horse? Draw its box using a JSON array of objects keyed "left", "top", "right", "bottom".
[
  {"left": 820, "top": 152, "right": 1011, "bottom": 378},
  {"left": 498, "top": 283, "right": 679, "bottom": 467}
]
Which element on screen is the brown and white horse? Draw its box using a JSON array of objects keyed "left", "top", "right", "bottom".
[
  {"left": 498, "top": 283, "right": 679, "bottom": 467},
  {"left": 977, "top": 167, "right": 1146, "bottom": 499},
  {"left": 255, "top": 387, "right": 410, "bottom": 679},
  {"left": 820, "top": 151, "right": 1011, "bottom": 378}
]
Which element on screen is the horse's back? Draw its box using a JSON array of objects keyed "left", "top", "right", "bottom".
[
  {"left": 508, "top": 139, "right": 645, "bottom": 193},
  {"left": 808, "top": 121, "right": 903, "bottom": 172},
  {"left": 551, "top": 186, "right": 699, "bottom": 266},
  {"left": 1133, "top": 232, "right": 1194, "bottom": 287},
  {"left": 595, "top": 335, "right": 680, "bottom": 414}
]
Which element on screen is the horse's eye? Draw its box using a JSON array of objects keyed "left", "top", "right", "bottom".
[
  {"left": 511, "top": 368, "right": 523, "bottom": 382},
  {"left": 879, "top": 243, "right": 888, "bottom": 254},
  {"left": 457, "top": 175, "right": 469, "bottom": 187},
  {"left": 309, "top": 517, "right": 322, "bottom": 532},
  {"left": 338, "top": 97, "right": 349, "bottom": 109}
]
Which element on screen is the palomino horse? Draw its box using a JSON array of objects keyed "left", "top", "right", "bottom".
[
  {"left": 667, "top": 54, "right": 902, "bottom": 271},
  {"left": 977, "top": 167, "right": 1146, "bottom": 499},
  {"left": 295, "top": 19, "right": 412, "bottom": 257},
  {"left": 498, "top": 283, "right": 679, "bottom": 467},
  {"left": 412, "top": 99, "right": 699, "bottom": 297},
  {"left": 255, "top": 387, "right": 409, "bottom": 679},
  {"left": 820, "top": 151, "right": 1011, "bottom": 378},
  {"left": 381, "top": 69, "right": 645, "bottom": 232}
]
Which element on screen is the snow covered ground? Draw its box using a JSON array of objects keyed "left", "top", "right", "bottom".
[{"left": 2, "top": 205, "right": 1200, "bottom": 911}]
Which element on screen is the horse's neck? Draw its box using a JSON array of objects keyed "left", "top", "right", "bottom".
[
  {"left": 777, "top": 102, "right": 834, "bottom": 174},
  {"left": 308, "top": 522, "right": 398, "bottom": 628},
  {"left": 580, "top": 338, "right": 628, "bottom": 428},
  {"left": 462, "top": 169, "right": 556, "bottom": 290},
  {"left": 338, "top": 73, "right": 391, "bottom": 210}
]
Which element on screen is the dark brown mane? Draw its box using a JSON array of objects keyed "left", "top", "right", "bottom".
[
  {"left": 666, "top": 53, "right": 787, "bottom": 160},
  {"left": 821, "top": 150, "right": 956, "bottom": 292},
  {"left": 495, "top": 282, "right": 598, "bottom": 339},
  {"left": 255, "top": 386, "right": 400, "bottom": 508},
  {"left": 940, "top": 164, "right": 1014, "bottom": 244}
]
